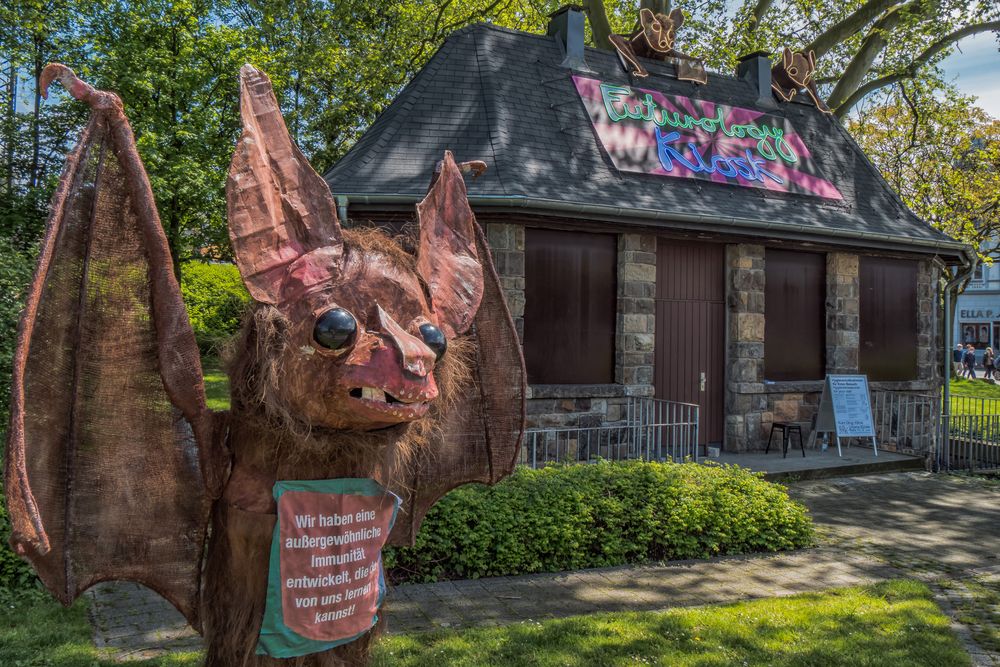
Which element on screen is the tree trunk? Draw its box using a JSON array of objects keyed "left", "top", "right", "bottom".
[
  {"left": 583, "top": 0, "right": 613, "bottom": 50},
  {"left": 29, "top": 39, "right": 42, "bottom": 189},
  {"left": 168, "top": 194, "right": 182, "bottom": 281},
  {"left": 5, "top": 60, "right": 16, "bottom": 194},
  {"left": 827, "top": 2, "right": 914, "bottom": 112},
  {"left": 805, "top": 0, "right": 897, "bottom": 58}
]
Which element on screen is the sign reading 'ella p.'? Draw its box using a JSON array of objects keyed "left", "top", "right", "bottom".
[
  {"left": 572, "top": 76, "right": 842, "bottom": 200},
  {"left": 257, "top": 479, "right": 400, "bottom": 658}
]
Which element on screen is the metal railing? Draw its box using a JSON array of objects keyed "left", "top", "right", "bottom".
[
  {"left": 521, "top": 396, "right": 699, "bottom": 468},
  {"left": 870, "top": 390, "right": 938, "bottom": 455},
  {"left": 939, "top": 413, "right": 1000, "bottom": 473},
  {"left": 948, "top": 394, "right": 1000, "bottom": 417}
]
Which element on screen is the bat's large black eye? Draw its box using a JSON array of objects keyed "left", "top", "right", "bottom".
[
  {"left": 419, "top": 323, "right": 447, "bottom": 361},
  {"left": 314, "top": 308, "right": 357, "bottom": 350}
]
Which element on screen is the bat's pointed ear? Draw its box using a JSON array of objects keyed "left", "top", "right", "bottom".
[
  {"left": 669, "top": 7, "right": 684, "bottom": 28},
  {"left": 808, "top": 50, "right": 816, "bottom": 69},
  {"left": 227, "top": 64, "right": 343, "bottom": 305},
  {"left": 416, "top": 151, "right": 486, "bottom": 338},
  {"left": 782, "top": 47, "right": 793, "bottom": 69}
]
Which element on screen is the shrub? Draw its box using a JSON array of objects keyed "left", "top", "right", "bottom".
[
  {"left": 384, "top": 460, "right": 813, "bottom": 583},
  {"left": 180, "top": 260, "right": 250, "bottom": 354},
  {"left": 0, "top": 236, "right": 40, "bottom": 596},
  {"left": 0, "top": 236, "right": 35, "bottom": 429}
]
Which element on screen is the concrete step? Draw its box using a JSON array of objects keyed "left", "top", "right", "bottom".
[{"left": 761, "top": 455, "right": 925, "bottom": 482}]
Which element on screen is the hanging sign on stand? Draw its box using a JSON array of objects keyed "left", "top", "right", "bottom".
[{"left": 813, "top": 374, "right": 878, "bottom": 457}]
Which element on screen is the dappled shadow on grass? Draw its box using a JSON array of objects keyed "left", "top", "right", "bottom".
[
  {"left": 0, "top": 594, "right": 202, "bottom": 667},
  {"left": 374, "top": 580, "right": 970, "bottom": 667}
]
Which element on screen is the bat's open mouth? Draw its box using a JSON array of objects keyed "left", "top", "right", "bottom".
[{"left": 347, "top": 386, "right": 430, "bottom": 419}]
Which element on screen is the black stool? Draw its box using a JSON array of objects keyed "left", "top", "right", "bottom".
[{"left": 765, "top": 422, "right": 805, "bottom": 458}]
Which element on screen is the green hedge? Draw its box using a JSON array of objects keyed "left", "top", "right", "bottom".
[
  {"left": 0, "top": 237, "right": 40, "bottom": 596},
  {"left": 180, "top": 260, "right": 250, "bottom": 354},
  {"left": 384, "top": 461, "right": 813, "bottom": 583}
]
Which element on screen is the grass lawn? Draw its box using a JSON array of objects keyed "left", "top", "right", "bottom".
[
  {"left": 0, "top": 593, "right": 201, "bottom": 667},
  {"left": 372, "top": 580, "right": 969, "bottom": 667},
  {"left": 950, "top": 377, "right": 1000, "bottom": 415},
  {"left": 202, "top": 355, "right": 230, "bottom": 411},
  {"left": 1, "top": 580, "right": 968, "bottom": 666}
]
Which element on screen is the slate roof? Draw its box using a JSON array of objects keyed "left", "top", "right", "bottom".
[{"left": 325, "top": 23, "right": 967, "bottom": 260}]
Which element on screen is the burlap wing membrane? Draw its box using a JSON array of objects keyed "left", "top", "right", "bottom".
[
  {"left": 389, "top": 188, "right": 526, "bottom": 545},
  {"left": 3, "top": 65, "right": 217, "bottom": 630}
]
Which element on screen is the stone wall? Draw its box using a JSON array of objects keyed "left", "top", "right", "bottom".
[
  {"left": 725, "top": 246, "right": 941, "bottom": 453},
  {"left": 488, "top": 226, "right": 657, "bottom": 430},
  {"left": 485, "top": 223, "right": 525, "bottom": 341},
  {"left": 725, "top": 244, "right": 765, "bottom": 449},
  {"left": 616, "top": 234, "right": 656, "bottom": 397},
  {"left": 826, "top": 253, "right": 859, "bottom": 375},
  {"left": 917, "top": 259, "right": 939, "bottom": 383}
]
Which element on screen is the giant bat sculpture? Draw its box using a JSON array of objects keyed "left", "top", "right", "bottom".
[{"left": 4, "top": 63, "right": 525, "bottom": 665}]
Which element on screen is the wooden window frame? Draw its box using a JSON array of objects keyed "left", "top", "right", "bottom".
[
  {"left": 764, "top": 249, "right": 826, "bottom": 381},
  {"left": 523, "top": 228, "right": 617, "bottom": 385},
  {"left": 859, "top": 256, "right": 919, "bottom": 382}
]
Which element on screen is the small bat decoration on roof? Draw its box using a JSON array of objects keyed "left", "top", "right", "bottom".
[
  {"left": 5, "top": 63, "right": 525, "bottom": 665},
  {"left": 609, "top": 8, "right": 708, "bottom": 84},
  {"left": 771, "top": 47, "right": 833, "bottom": 114}
]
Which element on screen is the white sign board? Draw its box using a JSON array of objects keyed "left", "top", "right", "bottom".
[{"left": 815, "top": 374, "right": 877, "bottom": 456}]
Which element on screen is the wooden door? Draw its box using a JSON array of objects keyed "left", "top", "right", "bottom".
[{"left": 654, "top": 240, "right": 725, "bottom": 446}]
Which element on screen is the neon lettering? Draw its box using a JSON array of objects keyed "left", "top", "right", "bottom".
[
  {"left": 655, "top": 129, "right": 784, "bottom": 185},
  {"left": 600, "top": 83, "right": 799, "bottom": 166}
]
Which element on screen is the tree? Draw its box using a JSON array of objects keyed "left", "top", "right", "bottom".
[
  {"left": 228, "top": 0, "right": 556, "bottom": 172},
  {"left": 0, "top": 0, "right": 89, "bottom": 251},
  {"left": 84, "top": 0, "right": 270, "bottom": 267},
  {"left": 849, "top": 84, "right": 1000, "bottom": 286}
]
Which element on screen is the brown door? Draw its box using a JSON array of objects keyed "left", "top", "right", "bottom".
[{"left": 654, "top": 240, "right": 725, "bottom": 446}]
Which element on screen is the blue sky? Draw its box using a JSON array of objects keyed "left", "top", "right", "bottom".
[{"left": 941, "top": 32, "right": 1000, "bottom": 118}]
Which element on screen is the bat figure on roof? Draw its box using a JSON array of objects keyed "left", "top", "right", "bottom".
[
  {"left": 609, "top": 8, "right": 708, "bottom": 84},
  {"left": 771, "top": 47, "right": 833, "bottom": 114},
  {"left": 4, "top": 62, "right": 525, "bottom": 665}
]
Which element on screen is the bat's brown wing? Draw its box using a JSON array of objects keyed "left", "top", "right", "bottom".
[
  {"left": 3, "top": 65, "right": 223, "bottom": 630},
  {"left": 389, "top": 158, "right": 526, "bottom": 545}
]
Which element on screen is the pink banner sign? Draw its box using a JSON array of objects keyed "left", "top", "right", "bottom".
[{"left": 572, "top": 75, "right": 842, "bottom": 200}]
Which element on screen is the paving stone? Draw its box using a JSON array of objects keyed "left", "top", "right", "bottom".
[{"left": 85, "top": 472, "right": 1000, "bottom": 663}]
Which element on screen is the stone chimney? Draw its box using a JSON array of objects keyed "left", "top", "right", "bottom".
[
  {"left": 547, "top": 5, "right": 587, "bottom": 70},
  {"left": 736, "top": 51, "right": 777, "bottom": 109}
]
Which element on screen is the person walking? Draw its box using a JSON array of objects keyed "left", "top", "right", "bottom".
[
  {"left": 986, "top": 346, "right": 996, "bottom": 381},
  {"left": 954, "top": 343, "right": 965, "bottom": 377},
  {"left": 964, "top": 344, "right": 978, "bottom": 379}
]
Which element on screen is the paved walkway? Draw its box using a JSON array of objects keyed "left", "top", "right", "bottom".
[{"left": 87, "top": 472, "right": 1000, "bottom": 663}]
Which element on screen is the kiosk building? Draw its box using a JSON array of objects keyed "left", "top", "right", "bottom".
[{"left": 324, "top": 7, "right": 970, "bottom": 452}]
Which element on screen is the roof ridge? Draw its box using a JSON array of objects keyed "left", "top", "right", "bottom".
[{"left": 454, "top": 21, "right": 553, "bottom": 41}]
